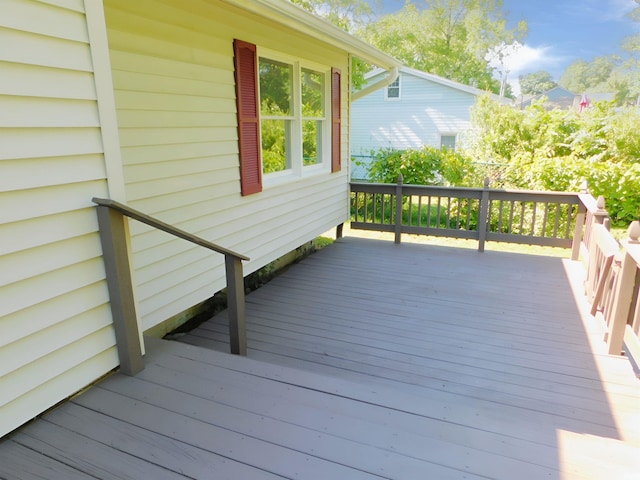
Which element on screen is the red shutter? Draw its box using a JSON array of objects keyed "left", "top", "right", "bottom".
[
  {"left": 234, "top": 40, "right": 262, "bottom": 195},
  {"left": 331, "top": 67, "right": 341, "bottom": 173}
]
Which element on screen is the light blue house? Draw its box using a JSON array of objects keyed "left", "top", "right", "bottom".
[{"left": 350, "top": 66, "right": 509, "bottom": 179}]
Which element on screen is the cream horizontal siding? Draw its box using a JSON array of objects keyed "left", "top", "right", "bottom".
[
  {"left": 0, "top": 0, "right": 119, "bottom": 436},
  {"left": 105, "top": 0, "right": 350, "bottom": 331},
  {"left": 351, "top": 71, "right": 478, "bottom": 155}
]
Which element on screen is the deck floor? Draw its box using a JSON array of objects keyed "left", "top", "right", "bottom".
[{"left": 2, "top": 237, "right": 639, "bottom": 479}]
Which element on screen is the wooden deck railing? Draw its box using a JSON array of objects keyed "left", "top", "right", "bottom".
[
  {"left": 351, "top": 177, "right": 596, "bottom": 256},
  {"left": 584, "top": 219, "right": 640, "bottom": 364},
  {"left": 351, "top": 178, "right": 640, "bottom": 368},
  {"left": 92, "top": 198, "right": 250, "bottom": 375}
]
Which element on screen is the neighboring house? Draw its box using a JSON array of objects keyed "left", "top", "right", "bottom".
[
  {"left": 350, "top": 66, "right": 509, "bottom": 179},
  {"left": 519, "top": 86, "right": 616, "bottom": 110},
  {"left": 0, "top": 0, "right": 399, "bottom": 437}
]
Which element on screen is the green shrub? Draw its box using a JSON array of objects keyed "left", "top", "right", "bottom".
[{"left": 367, "top": 146, "right": 477, "bottom": 186}]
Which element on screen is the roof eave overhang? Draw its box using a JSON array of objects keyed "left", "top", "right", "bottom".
[{"left": 222, "top": 0, "right": 401, "bottom": 70}]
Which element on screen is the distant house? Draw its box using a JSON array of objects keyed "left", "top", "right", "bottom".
[
  {"left": 350, "top": 66, "right": 509, "bottom": 179},
  {"left": 0, "top": 0, "right": 399, "bottom": 437},
  {"left": 519, "top": 86, "right": 615, "bottom": 110}
]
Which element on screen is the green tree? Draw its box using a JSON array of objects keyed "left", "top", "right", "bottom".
[
  {"left": 289, "top": 0, "right": 377, "bottom": 89},
  {"left": 465, "top": 97, "right": 640, "bottom": 225},
  {"left": 519, "top": 71, "right": 557, "bottom": 95},
  {"left": 359, "top": 0, "right": 527, "bottom": 94},
  {"left": 558, "top": 56, "right": 617, "bottom": 93}
]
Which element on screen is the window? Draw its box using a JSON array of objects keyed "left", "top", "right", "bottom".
[
  {"left": 259, "top": 58, "right": 294, "bottom": 174},
  {"left": 234, "top": 40, "right": 340, "bottom": 195},
  {"left": 440, "top": 134, "right": 457, "bottom": 151},
  {"left": 386, "top": 77, "right": 400, "bottom": 100}
]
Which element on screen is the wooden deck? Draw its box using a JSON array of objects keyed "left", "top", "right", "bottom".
[{"left": 2, "top": 237, "right": 640, "bottom": 479}]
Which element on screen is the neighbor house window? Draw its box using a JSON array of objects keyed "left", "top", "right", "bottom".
[
  {"left": 386, "top": 77, "right": 400, "bottom": 99},
  {"left": 440, "top": 134, "right": 457, "bottom": 150},
  {"left": 234, "top": 40, "right": 340, "bottom": 194}
]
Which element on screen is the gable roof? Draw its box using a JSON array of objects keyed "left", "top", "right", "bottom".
[
  {"left": 227, "top": 0, "right": 401, "bottom": 70},
  {"left": 364, "top": 66, "right": 511, "bottom": 104}
]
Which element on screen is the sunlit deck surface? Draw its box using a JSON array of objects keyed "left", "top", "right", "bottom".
[{"left": 3, "top": 236, "right": 640, "bottom": 479}]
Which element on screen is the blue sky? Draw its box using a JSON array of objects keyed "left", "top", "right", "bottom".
[{"left": 377, "top": 0, "right": 639, "bottom": 94}]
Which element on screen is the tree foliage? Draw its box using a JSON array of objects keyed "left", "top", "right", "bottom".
[
  {"left": 558, "top": 56, "right": 617, "bottom": 94},
  {"left": 465, "top": 97, "right": 640, "bottom": 225},
  {"left": 518, "top": 71, "right": 557, "bottom": 95},
  {"left": 365, "top": 146, "right": 480, "bottom": 187},
  {"left": 289, "top": 0, "right": 376, "bottom": 89},
  {"left": 358, "top": 0, "right": 526, "bottom": 94}
]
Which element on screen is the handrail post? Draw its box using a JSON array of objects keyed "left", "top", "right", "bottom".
[
  {"left": 477, "top": 177, "right": 490, "bottom": 252},
  {"left": 607, "top": 222, "right": 640, "bottom": 355},
  {"left": 593, "top": 196, "right": 609, "bottom": 226},
  {"left": 394, "top": 174, "right": 403, "bottom": 244},
  {"left": 225, "top": 254, "right": 247, "bottom": 355},
  {"left": 95, "top": 205, "right": 144, "bottom": 375},
  {"left": 571, "top": 200, "right": 587, "bottom": 261},
  {"left": 607, "top": 245, "right": 636, "bottom": 355}
]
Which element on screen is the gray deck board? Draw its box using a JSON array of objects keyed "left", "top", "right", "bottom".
[{"left": 2, "top": 237, "right": 639, "bottom": 479}]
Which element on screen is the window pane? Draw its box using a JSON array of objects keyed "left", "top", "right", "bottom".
[
  {"left": 440, "top": 135, "right": 456, "bottom": 150},
  {"left": 302, "top": 68, "right": 324, "bottom": 117},
  {"left": 303, "top": 120, "right": 323, "bottom": 165},
  {"left": 387, "top": 78, "right": 400, "bottom": 98},
  {"left": 259, "top": 58, "right": 292, "bottom": 116},
  {"left": 261, "top": 119, "right": 292, "bottom": 173}
]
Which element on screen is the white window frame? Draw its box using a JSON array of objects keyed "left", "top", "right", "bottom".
[
  {"left": 385, "top": 76, "right": 401, "bottom": 100},
  {"left": 257, "top": 48, "right": 331, "bottom": 186}
]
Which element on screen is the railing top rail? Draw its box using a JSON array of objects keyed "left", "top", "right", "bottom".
[
  {"left": 92, "top": 197, "right": 250, "bottom": 261},
  {"left": 578, "top": 192, "right": 607, "bottom": 215},
  {"left": 351, "top": 181, "right": 581, "bottom": 200}
]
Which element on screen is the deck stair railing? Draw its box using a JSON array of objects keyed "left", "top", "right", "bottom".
[
  {"left": 350, "top": 176, "right": 596, "bottom": 256},
  {"left": 92, "top": 197, "right": 249, "bottom": 375}
]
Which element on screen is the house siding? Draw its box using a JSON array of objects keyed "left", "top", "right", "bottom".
[
  {"left": 104, "top": 0, "right": 351, "bottom": 331},
  {"left": 0, "top": 0, "right": 119, "bottom": 436},
  {"left": 351, "top": 71, "right": 477, "bottom": 157}
]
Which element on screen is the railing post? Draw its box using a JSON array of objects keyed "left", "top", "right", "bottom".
[
  {"left": 225, "top": 254, "right": 247, "bottom": 355},
  {"left": 477, "top": 177, "right": 490, "bottom": 252},
  {"left": 593, "top": 196, "right": 608, "bottom": 226},
  {"left": 95, "top": 205, "right": 144, "bottom": 375},
  {"left": 606, "top": 222, "right": 640, "bottom": 355},
  {"left": 394, "top": 174, "right": 403, "bottom": 244},
  {"left": 571, "top": 201, "right": 587, "bottom": 261}
]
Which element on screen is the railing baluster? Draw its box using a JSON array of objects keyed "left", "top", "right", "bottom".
[
  {"left": 478, "top": 178, "right": 490, "bottom": 252},
  {"left": 553, "top": 203, "right": 560, "bottom": 238},
  {"left": 508, "top": 201, "right": 515, "bottom": 234},
  {"left": 531, "top": 202, "right": 537, "bottom": 236},
  {"left": 541, "top": 202, "right": 549, "bottom": 237},
  {"left": 417, "top": 196, "right": 423, "bottom": 227},
  {"left": 465, "top": 198, "right": 472, "bottom": 230},
  {"left": 395, "top": 175, "right": 403, "bottom": 244}
]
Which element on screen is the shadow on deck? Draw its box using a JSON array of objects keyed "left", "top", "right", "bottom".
[{"left": 2, "top": 237, "right": 639, "bottom": 479}]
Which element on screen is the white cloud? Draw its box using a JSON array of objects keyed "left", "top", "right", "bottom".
[{"left": 487, "top": 42, "right": 565, "bottom": 96}]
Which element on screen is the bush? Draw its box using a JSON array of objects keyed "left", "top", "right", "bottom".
[{"left": 367, "top": 146, "right": 478, "bottom": 186}]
